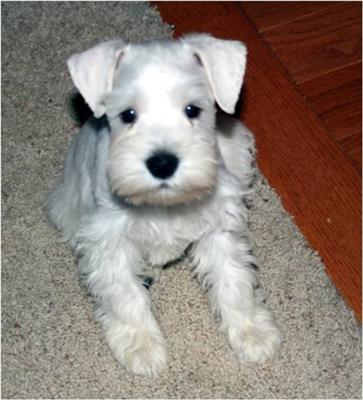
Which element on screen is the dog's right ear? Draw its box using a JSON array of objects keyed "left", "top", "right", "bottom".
[{"left": 67, "top": 40, "right": 126, "bottom": 118}]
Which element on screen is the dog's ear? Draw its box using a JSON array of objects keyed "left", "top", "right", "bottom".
[
  {"left": 183, "top": 34, "right": 247, "bottom": 114},
  {"left": 67, "top": 40, "right": 126, "bottom": 118}
]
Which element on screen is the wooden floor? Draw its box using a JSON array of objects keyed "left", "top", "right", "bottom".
[
  {"left": 154, "top": 2, "right": 362, "bottom": 321},
  {"left": 242, "top": 1, "right": 362, "bottom": 174}
]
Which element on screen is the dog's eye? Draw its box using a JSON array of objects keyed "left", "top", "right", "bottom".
[
  {"left": 185, "top": 104, "right": 201, "bottom": 119},
  {"left": 120, "top": 108, "right": 137, "bottom": 124}
]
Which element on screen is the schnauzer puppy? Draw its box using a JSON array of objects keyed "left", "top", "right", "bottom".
[{"left": 47, "top": 34, "right": 282, "bottom": 376}]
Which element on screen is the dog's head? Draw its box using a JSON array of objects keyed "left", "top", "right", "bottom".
[{"left": 67, "top": 34, "right": 247, "bottom": 206}]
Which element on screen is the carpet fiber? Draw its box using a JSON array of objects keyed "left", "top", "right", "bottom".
[{"left": 2, "top": 2, "right": 361, "bottom": 398}]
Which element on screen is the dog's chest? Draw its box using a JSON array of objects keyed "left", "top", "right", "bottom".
[{"left": 128, "top": 204, "right": 212, "bottom": 266}]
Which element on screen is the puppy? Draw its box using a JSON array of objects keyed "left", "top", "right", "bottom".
[{"left": 47, "top": 34, "right": 282, "bottom": 376}]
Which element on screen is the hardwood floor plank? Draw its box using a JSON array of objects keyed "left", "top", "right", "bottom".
[
  {"left": 299, "top": 63, "right": 362, "bottom": 116},
  {"left": 299, "top": 62, "right": 362, "bottom": 173},
  {"left": 339, "top": 132, "right": 362, "bottom": 172},
  {"left": 241, "top": 1, "right": 341, "bottom": 33},
  {"left": 322, "top": 98, "right": 362, "bottom": 141},
  {"left": 260, "top": 2, "right": 362, "bottom": 83},
  {"left": 154, "top": 2, "right": 362, "bottom": 320}
]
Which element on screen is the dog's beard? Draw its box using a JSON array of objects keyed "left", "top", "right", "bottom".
[
  {"left": 108, "top": 150, "right": 218, "bottom": 206},
  {"left": 108, "top": 164, "right": 217, "bottom": 206},
  {"left": 116, "top": 177, "right": 216, "bottom": 206}
]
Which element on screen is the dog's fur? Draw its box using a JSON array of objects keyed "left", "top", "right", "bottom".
[{"left": 47, "top": 34, "right": 282, "bottom": 376}]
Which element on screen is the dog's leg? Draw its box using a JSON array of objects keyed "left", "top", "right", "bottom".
[
  {"left": 190, "top": 200, "right": 282, "bottom": 363},
  {"left": 76, "top": 217, "right": 168, "bottom": 376}
]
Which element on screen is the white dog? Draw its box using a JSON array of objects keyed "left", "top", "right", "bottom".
[{"left": 47, "top": 34, "right": 282, "bottom": 376}]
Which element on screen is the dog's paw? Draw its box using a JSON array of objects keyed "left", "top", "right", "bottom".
[
  {"left": 226, "top": 305, "right": 283, "bottom": 363},
  {"left": 106, "top": 323, "right": 168, "bottom": 377}
]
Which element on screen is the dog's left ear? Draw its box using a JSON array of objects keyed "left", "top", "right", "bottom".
[
  {"left": 183, "top": 34, "right": 247, "bottom": 114},
  {"left": 67, "top": 40, "right": 126, "bottom": 118}
]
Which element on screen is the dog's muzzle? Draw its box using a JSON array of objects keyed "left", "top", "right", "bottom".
[{"left": 145, "top": 151, "right": 179, "bottom": 180}]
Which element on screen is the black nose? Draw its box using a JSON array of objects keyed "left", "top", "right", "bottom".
[{"left": 146, "top": 151, "right": 179, "bottom": 180}]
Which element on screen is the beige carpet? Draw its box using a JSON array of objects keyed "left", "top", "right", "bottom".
[{"left": 2, "top": 2, "right": 361, "bottom": 398}]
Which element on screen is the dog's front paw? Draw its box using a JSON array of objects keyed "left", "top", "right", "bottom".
[
  {"left": 226, "top": 305, "right": 283, "bottom": 363},
  {"left": 106, "top": 323, "right": 168, "bottom": 377}
]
